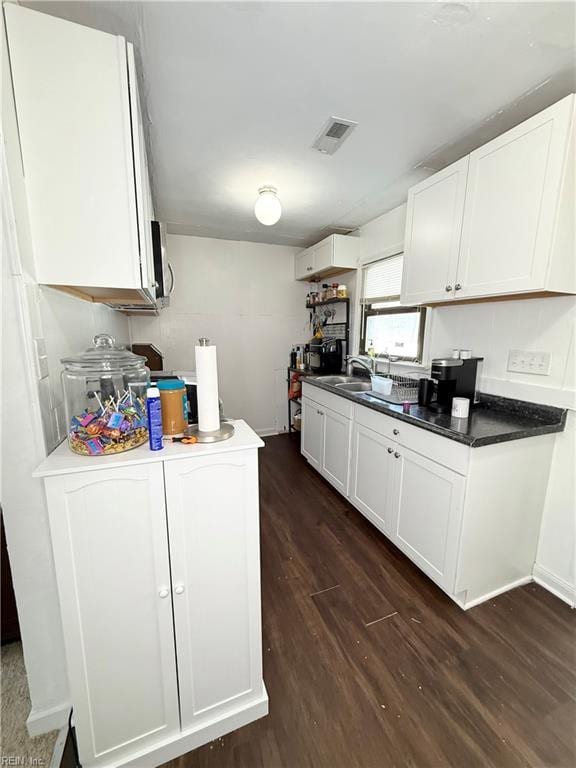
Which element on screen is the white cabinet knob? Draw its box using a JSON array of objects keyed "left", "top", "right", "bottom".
[
  {"left": 174, "top": 584, "right": 185, "bottom": 595},
  {"left": 158, "top": 588, "right": 169, "bottom": 599}
]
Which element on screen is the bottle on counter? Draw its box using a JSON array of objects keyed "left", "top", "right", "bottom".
[
  {"left": 146, "top": 386, "right": 164, "bottom": 451},
  {"left": 367, "top": 339, "right": 376, "bottom": 358}
]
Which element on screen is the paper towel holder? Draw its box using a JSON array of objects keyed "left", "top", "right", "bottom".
[
  {"left": 190, "top": 336, "right": 235, "bottom": 442},
  {"left": 185, "top": 421, "right": 235, "bottom": 443}
]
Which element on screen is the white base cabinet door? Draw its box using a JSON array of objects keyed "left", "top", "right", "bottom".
[
  {"left": 164, "top": 450, "right": 264, "bottom": 729},
  {"left": 301, "top": 397, "right": 324, "bottom": 471},
  {"left": 321, "top": 406, "right": 352, "bottom": 495},
  {"left": 350, "top": 423, "right": 395, "bottom": 535},
  {"left": 390, "top": 447, "right": 465, "bottom": 592},
  {"left": 44, "top": 464, "right": 180, "bottom": 767},
  {"left": 301, "top": 395, "right": 351, "bottom": 495}
]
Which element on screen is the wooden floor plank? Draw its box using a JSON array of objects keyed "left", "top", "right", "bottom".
[{"left": 165, "top": 434, "right": 576, "bottom": 768}]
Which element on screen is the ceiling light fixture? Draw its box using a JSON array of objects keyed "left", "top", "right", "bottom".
[{"left": 254, "top": 186, "right": 282, "bottom": 226}]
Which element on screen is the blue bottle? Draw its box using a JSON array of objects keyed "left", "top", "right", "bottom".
[{"left": 146, "top": 386, "right": 164, "bottom": 451}]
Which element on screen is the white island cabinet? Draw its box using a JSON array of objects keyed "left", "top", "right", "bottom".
[
  {"left": 302, "top": 383, "right": 557, "bottom": 610},
  {"left": 34, "top": 421, "right": 268, "bottom": 768}
]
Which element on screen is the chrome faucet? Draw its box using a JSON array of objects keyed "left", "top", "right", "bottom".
[{"left": 346, "top": 355, "right": 377, "bottom": 377}]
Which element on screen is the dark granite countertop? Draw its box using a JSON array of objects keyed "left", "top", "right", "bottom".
[{"left": 302, "top": 378, "right": 567, "bottom": 447}]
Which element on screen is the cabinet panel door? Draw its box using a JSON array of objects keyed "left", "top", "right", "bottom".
[
  {"left": 350, "top": 424, "right": 394, "bottom": 535},
  {"left": 301, "top": 397, "right": 323, "bottom": 470},
  {"left": 456, "top": 96, "right": 573, "bottom": 298},
  {"left": 164, "top": 451, "right": 263, "bottom": 728},
  {"left": 295, "top": 248, "right": 315, "bottom": 279},
  {"left": 401, "top": 157, "right": 468, "bottom": 305},
  {"left": 321, "top": 406, "right": 351, "bottom": 495},
  {"left": 313, "top": 239, "right": 333, "bottom": 272},
  {"left": 5, "top": 5, "right": 141, "bottom": 289},
  {"left": 390, "top": 447, "right": 465, "bottom": 593},
  {"left": 45, "top": 464, "right": 179, "bottom": 767}
]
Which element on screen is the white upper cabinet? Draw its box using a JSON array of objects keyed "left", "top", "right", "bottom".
[
  {"left": 295, "top": 234, "right": 363, "bottom": 280},
  {"left": 401, "top": 158, "right": 469, "bottom": 305},
  {"left": 401, "top": 94, "right": 576, "bottom": 305},
  {"left": 5, "top": 5, "right": 154, "bottom": 305}
]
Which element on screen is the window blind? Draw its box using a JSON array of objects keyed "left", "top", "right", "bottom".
[{"left": 361, "top": 254, "right": 403, "bottom": 303}]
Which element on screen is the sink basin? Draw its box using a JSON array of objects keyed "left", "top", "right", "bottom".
[
  {"left": 315, "top": 375, "right": 356, "bottom": 385},
  {"left": 335, "top": 381, "right": 373, "bottom": 392}
]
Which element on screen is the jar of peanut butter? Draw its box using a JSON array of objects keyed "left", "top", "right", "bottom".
[{"left": 157, "top": 380, "right": 187, "bottom": 436}]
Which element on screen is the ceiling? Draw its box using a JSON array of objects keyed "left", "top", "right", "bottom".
[{"left": 24, "top": 1, "right": 576, "bottom": 247}]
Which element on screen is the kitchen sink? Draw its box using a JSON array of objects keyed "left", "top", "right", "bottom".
[
  {"left": 315, "top": 375, "right": 357, "bottom": 385},
  {"left": 335, "top": 381, "right": 373, "bottom": 392}
]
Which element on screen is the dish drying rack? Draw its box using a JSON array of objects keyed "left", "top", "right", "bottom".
[{"left": 370, "top": 373, "right": 420, "bottom": 404}]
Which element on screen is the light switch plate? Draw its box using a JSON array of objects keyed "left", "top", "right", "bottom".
[{"left": 507, "top": 349, "right": 551, "bottom": 375}]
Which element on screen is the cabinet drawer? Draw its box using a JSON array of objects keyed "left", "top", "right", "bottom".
[
  {"left": 302, "top": 383, "right": 353, "bottom": 420},
  {"left": 354, "top": 404, "right": 469, "bottom": 475}
]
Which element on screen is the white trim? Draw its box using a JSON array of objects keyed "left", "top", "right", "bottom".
[
  {"left": 533, "top": 564, "right": 576, "bottom": 607},
  {"left": 27, "top": 702, "right": 71, "bottom": 737},
  {"left": 256, "top": 428, "right": 279, "bottom": 437},
  {"left": 456, "top": 576, "right": 533, "bottom": 610},
  {"left": 358, "top": 241, "right": 403, "bottom": 265},
  {"left": 49, "top": 724, "right": 69, "bottom": 768}
]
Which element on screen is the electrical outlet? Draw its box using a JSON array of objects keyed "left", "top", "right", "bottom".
[{"left": 507, "top": 349, "right": 551, "bottom": 375}]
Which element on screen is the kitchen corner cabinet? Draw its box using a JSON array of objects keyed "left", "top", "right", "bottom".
[
  {"left": 401, "top": 94, "right": 576, "bottom": 305},
  {"left": 301, "top": 383, "right": 556, "bottom": 609},
  {"left": 4, "top": 5, "right": 155, "bottom": 306},
  {"left": 295, "top": 234, "right": 363, "bottom": 280},
  {"left": 34, "top": 422, "right": 267, "bottom": 768}
]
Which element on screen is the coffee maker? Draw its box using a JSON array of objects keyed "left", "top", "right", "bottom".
[{"left": 428, "top": 357, "right": 483, "bottom": 413}]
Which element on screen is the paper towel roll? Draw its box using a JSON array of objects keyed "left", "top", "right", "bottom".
[{"left": 195, "top": 341, "right": 221, "bottom": 432}]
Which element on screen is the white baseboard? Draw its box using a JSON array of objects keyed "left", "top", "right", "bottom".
[
  {"left": 27, "top": 702, "right": 71, "bottom": 737},
  {"left": 458, "top": 576, "right": 532, "bottom": 610},
  {"left": 533, "top": 564, "right": 576, "bottom": 608},
  {"left": 256, "top": 428, "right": 279, "bottom": 437}
]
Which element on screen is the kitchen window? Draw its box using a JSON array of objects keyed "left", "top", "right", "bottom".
[{"left": 360, "top": 254, "right": 426, "bottom": 362}]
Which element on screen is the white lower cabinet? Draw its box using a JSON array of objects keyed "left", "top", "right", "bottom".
[
  {"left": 301, "top": 397, "right": 323, "bottom": 470},
  {"left": 302, "top": 394, "right": 351, "bottom": 495},
  {"left": 321, "top": 407, "right": 352, "bottom": 495},
  {"left": 390, "top": 447, "right": 465, "bottom": 592},
  {"left": 350, "top": 423, "right": 395, "bottom": 535},
  {"left": 45, "top": 464, "right": 180, "bottom": 766},
  {"left": 301, "top": 382, "right": 556, "bottom": 609},
  {"left": 164, "top": 452, "right": 263, "bottom": 728},
  {"left": 37, "top": 425, "right": 267, "bottom": 768}
]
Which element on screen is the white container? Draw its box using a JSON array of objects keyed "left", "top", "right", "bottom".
[
  {"left": 460, "top": 349, "right": 472, "bottom": 359},
  {"left": 452, "top": 397, "right": 470, "bottom": 419},
  {"left": 371, "top": 375, "right": 393, "bottom": 396}
]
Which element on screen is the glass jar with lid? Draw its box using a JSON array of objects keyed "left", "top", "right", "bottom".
[{"left": 61, "top": 334, "right": 150, "bottom": 455}]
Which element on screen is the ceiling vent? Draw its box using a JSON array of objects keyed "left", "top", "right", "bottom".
[{"left": 312, "top": 117, "right": 358, "bottom": 155}]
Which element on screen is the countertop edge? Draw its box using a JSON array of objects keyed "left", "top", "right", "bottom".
[
  {"left": 302, "top": 379, "right": 566, "bottom": 447},
  {"left": 33, "top": 420, "right": 264, "bottom": 478}
]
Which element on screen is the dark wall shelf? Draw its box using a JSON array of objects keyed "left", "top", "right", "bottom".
[{"left": 305, "top": 297, "right": 350, "bottom": 309}]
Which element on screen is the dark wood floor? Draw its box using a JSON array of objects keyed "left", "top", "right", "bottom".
[{"left": 167, "top": 434, "right": 576, "bottom": 768}]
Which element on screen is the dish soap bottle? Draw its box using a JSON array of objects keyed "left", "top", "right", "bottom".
[{"left": 367, "top": 339, "right": 376, "bottom": 358}]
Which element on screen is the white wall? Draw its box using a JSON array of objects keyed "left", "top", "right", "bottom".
[
  {"left": 130, "top": 235, "right": 308, "bottom": 434},
  {"left": 2, "top": 8, "right": 130, "bottom": 732}
]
